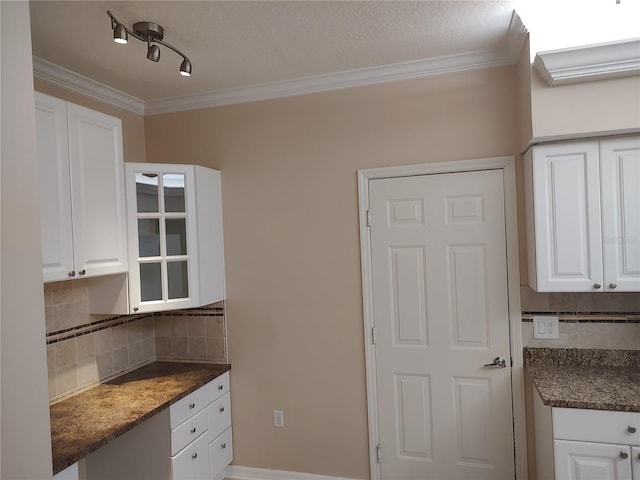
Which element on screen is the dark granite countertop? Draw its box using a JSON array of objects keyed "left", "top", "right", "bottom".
[
  {"left": 50, "top": 361, "right": 231, "bottom": 475},
  {"left": 525, "top": 347, "right": 640, "bottom": 412}
]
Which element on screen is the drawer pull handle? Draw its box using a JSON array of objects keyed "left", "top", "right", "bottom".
[
  {"left": 190, "top": 427, "right": 197, "bottom": 434},
  {"left": 628, "top": 426, "right": 637, "bottom": 433},
  {"left": 620, "top": 452, "right": 629, "bottom": 459},
  {"left": 221, "top": 443, "right": 227, "bottom": 449},
  {"left": 218, "top": 385, "right": 224, "bottom": 391},
  {"left": 192, "top": 452, "right": 198, "bottom": 459},
  {"left": 189, "top": 402, "right": 196, "bottom": 409},
  {"left": 219, "top": 407, "right": 225, "bottom": 413}
]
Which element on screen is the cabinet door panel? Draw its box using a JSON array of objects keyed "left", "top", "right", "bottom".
[
  {"left": 67, "top": 103, "right": 127, "bottom": 278},
  {"left": 171, "top": 431, "right": 209, "bottom": 480},
  {"left": 35, "top": 92, "right": 74, "bottom": 282},
  {"left": 126, "top": 163, "right": 199, "bottom": 313},
  {"left": 209, "top": 427, "right": 233, "bottom": 479},
  {"left": 601, "top": 137, "right": 640, "bottom": 292},
  {"left": 208, "top": 393, "right": 231, "bottom": 441},
  {"left": 531, "top": 142, "right": 603, "bottom": 291},
  {"left": 632, "top": 447, "right": 640, "bottom": 480},
  {"left": 554, "top": 440, "right": 632, "bottom": 480}
]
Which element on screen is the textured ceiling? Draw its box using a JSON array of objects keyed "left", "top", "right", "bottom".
[{"left": 29, "top": 1, "right": 518, "bottom": 102}]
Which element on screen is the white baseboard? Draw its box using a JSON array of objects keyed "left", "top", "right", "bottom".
[{"left": 225, "top": 465, "right": 362, "bottom": 480}]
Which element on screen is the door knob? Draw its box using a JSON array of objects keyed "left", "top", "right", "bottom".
[{"left": 484, "top": 357, "right": 507, "bottom": 368}]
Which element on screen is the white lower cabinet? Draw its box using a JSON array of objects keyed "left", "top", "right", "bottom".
[
  {"left": 534, "top": 393, "right": 640, "bottom": 480},
  {"left": 83, "top": 372, "right": 232, "bottom": 480},
  {"left": 555, "top": 440, "right": 633, "bottom": 480}
]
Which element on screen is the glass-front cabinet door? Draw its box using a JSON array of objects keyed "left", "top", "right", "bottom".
[{"left": 125, "top": 164, "right": 200, "bottom": 312}]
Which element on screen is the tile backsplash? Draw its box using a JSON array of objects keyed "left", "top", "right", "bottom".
[
  {"left": 45, "top": 280, "right": 227, "bottom": 403},
  {"left": 520, "top": 286, "right": 640, "bottom": 350}
]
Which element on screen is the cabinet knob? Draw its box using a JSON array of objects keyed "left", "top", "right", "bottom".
[
  {"left": 133, "top": 307, "right": 139, "bottom": 312},
  {"left": 190, "top": 427, "right": 196, "bottom": 434},
  {"left": 219, "top": 407, "right": 225, "bottom": 413},
  {"left": 191, "top": 452, "right": 198, "bottom": 460},
  {"left": 78, "top": 269, "right": 86, "bottom": 276},
  {"left": 593, "top": 283, "right": 601, "bottom": 290},
  {"left": 218, "top": 385, "right": 224, "bottom": 391},
  {"left": 620, "top": 451, "right": 629, "bottom": 459},
  {"left": 628, "top": 426, "right": 637, "bottom": 433},
  {"left": 609, "top": 282, "right": 618, "bottom": 289},
  {"left": 221, "top": 443, "right": 227, "bottom": 449},
  {"left": 189, "top": 402, "right": 196, "bottom": 409},
  {"left": 68, "top": 270, "right": 76, "bottom": 277}
]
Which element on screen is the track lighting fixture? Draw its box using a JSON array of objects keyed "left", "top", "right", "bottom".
[{"left": 107, "top": 10, "right": 192, "bottom": 77}]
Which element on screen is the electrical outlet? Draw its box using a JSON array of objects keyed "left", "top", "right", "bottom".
[
  {"left": 533, "top": 316, "right": 559, "bottom": 339},
  {"left": 273, "top": 409, "right": 284, "bottom": 428}
]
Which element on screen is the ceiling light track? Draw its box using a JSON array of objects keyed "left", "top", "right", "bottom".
[{"left": 107, "top": 11, "right": 191, "bottom": 77}]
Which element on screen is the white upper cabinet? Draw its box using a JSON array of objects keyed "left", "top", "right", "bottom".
[
  {"left": 525, "top": 136, "right": 640, "bottom": 292},
  {"left": 124, "top": 163, "right": 225, "bottom": 313},
  {"left": 35, "top": 92, "right": 128, "bottom": 282},
  {"left": 600, "top": 137, "right": 640, "bottom": 292}
]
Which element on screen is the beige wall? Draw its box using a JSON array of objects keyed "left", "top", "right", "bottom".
[
  {"left": 33, "top": 79, "right": 146, "bottom": 164},
  {"left": 516, "top": 35, "right": 533, "bottom": 152},
  {"left": 144, "top": 66, "right": 519, "bottom": 478},
  {"left": 530, "top": 70, "right": 640, "bottom": 141},
  {"left": 1, "top": 2, "right": 53, "bottom": 478}
]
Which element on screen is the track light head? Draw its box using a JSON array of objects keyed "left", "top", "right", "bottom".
[
  {"left": 107, "top": 11, "right": 192, "bottom": 77},
  {"left": 147, "top": 44, "right": 161, "bottom": 62},
  {"left": 179, "top": 58, "right": 192, "bottom": 77},
  {"left": 113, "top": 23, "right": 128, "bottom": 44}
]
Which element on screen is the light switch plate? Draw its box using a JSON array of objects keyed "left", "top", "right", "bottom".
[{"left": 533, "top": 316, "right": 559, "bottom": 339}]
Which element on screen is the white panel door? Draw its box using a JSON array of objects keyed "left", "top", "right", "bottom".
[
  {"left": 600, "top": 136, "right": 640, "bottom": 292},
  {"left": 34, "top": 92, "right": 74, "bottom": 282},
  {"left": 531, "top": 142, "right": 603, "bottom": 291},
  {"left": 632, "top": 447, "right": 640, "bottom": 480},
  {"left": 554, "top": 440, "right": 632, "bottom": 480},
  {"left": 67, "top": 103, "right": 128, "bottom": 278},
  {"left": 369, "top": 169, "right": 514, "bottom": 480}
]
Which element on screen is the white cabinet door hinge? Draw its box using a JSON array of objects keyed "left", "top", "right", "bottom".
[
  {"left": 376, "top": 444, "right": 382, "bottom": 463},
  {"left": 366, "top": 209, "right": 371, "bottom": 227},
  {"left": 371, "top": 326, "right": 376, "bottom": 345}
]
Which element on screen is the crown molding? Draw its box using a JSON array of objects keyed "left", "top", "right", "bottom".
[
  {"left": 33, "top": 22, "right": 527, "bottom": 116},
  {"left": 533, "top": 38, "right": 640, "bottom": 85},
  {"left": 503, "top": 11, "right": 528, "bottom": 63},
  {"left": 145, "top": 49, "right": 513, "bottom": 114},
  {"left": 32, "top": 57, "right": 145, "bottom": 115}
]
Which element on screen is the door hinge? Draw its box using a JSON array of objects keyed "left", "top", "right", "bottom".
[
  {"left": 366, "top": 209, "right": 371, "bottom": 227},
  {"left": 376, "top": 444, "right": 382, "bottom": 463},
  {"left": 371, "top": 326, "right": 376, "bottom": 345}
]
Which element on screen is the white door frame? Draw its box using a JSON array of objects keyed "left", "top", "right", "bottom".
[{"left": 357, "top": 156, "right": 527, "bottom": 480}]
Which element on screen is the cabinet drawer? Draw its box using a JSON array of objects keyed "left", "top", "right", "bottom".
[
  {"left": 171, "top": 431, "right": 210, "bottom": 480},
  {"left": 205, "top": 371, "right": 230, "bottom": 403},
  {"left": 172, "top": 407, "right": 209, "bottom": 456},
  {"left": 553, "top": 408, "right": 640, "bottom": 446},
  {"left": 209, "top": 427, "right": 233, "bottom": 479},
  {"left": 208, "top": 392, "right": 231, "bottom": 441},
  {"left": 170, "top": 386, "right": 208, "bottom": 429}
]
